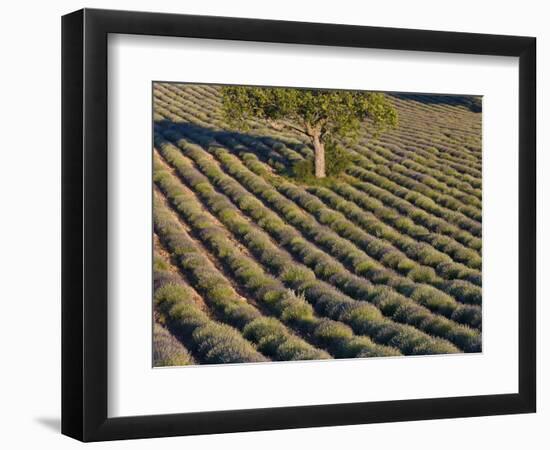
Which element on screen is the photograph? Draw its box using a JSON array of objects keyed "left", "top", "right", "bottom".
[{"left": 152, "top": 82, "right": 483, "bottom": 367}]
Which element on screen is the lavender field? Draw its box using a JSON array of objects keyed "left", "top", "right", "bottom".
[{"left": 151, "top": 83, "right": 482, "bottom": 366}]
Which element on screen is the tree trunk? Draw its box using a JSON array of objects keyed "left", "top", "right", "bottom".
[{"left": 312, "top": 134, "right": 326, "bottom": 178}]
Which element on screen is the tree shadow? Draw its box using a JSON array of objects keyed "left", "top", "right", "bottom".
[{"left": 154, "top": 119, "right": 306, "bottom": 174}]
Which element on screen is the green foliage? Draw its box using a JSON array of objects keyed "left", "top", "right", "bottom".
[
  {"left": 221, "top": 86, "right": 397, "bottom": 177},
  {"left": 291, "top": 158, "right": 314, "bottom": 181},
  {"left": 325, "top": 139, "right": 353, "bottom": 176},
  {"left": 221, "top": 86, "right": 397, "bottom": 138}
]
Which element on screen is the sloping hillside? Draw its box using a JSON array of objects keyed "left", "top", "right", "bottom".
[{"left": 152, "top": 83, "right": 482, "bottom": 365}]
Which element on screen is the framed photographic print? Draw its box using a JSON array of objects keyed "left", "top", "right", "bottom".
[{"left": 61, "top": 8, "right": 536, "bottom": 442}]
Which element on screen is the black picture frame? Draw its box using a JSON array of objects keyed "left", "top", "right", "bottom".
[{"left": 62, "top": 8, "right": 536, "bottom": 442}]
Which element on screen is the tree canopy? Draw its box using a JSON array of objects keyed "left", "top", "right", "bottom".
[{"left": 221, "top": 86, "right": 398, "bottom": 178}]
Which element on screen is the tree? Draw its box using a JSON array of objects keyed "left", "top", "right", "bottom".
[{"left": 221, "top": 86, "right": 398, "bottom": 178}]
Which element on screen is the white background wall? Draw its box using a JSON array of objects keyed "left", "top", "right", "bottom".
[{"left": 0, "top": 0, "right": 546, "bottom": 448}]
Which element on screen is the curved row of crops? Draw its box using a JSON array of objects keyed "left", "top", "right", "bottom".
[
  {"left": 156, "top": 84, "right": 483, "bottom": 252},
  {"left": 153, "top": 250, "right": 268, "bottom": 364},
  {"left": 152, "top": 82, "right": 483, "bottom": 365},
  {"left": 155, "top": 91, "right": 482, "bottom": 276},
  {"left": 155, "top": 162, "right": 407, "bottom": 358},
  {"left": 155, "top": 131, "right": 480, "bottom": 349},
  {"left": 232, "top": 142, "right": 482, "bottom": 291},
  {"left": 154, "top": 88, "right": 483, "bottom": 292},
  {"left": 158, "top": 84, "right": 482, "bottom": 220},
  {"left": 178, "top": 128, "right": 482, "bottom": 314}
]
